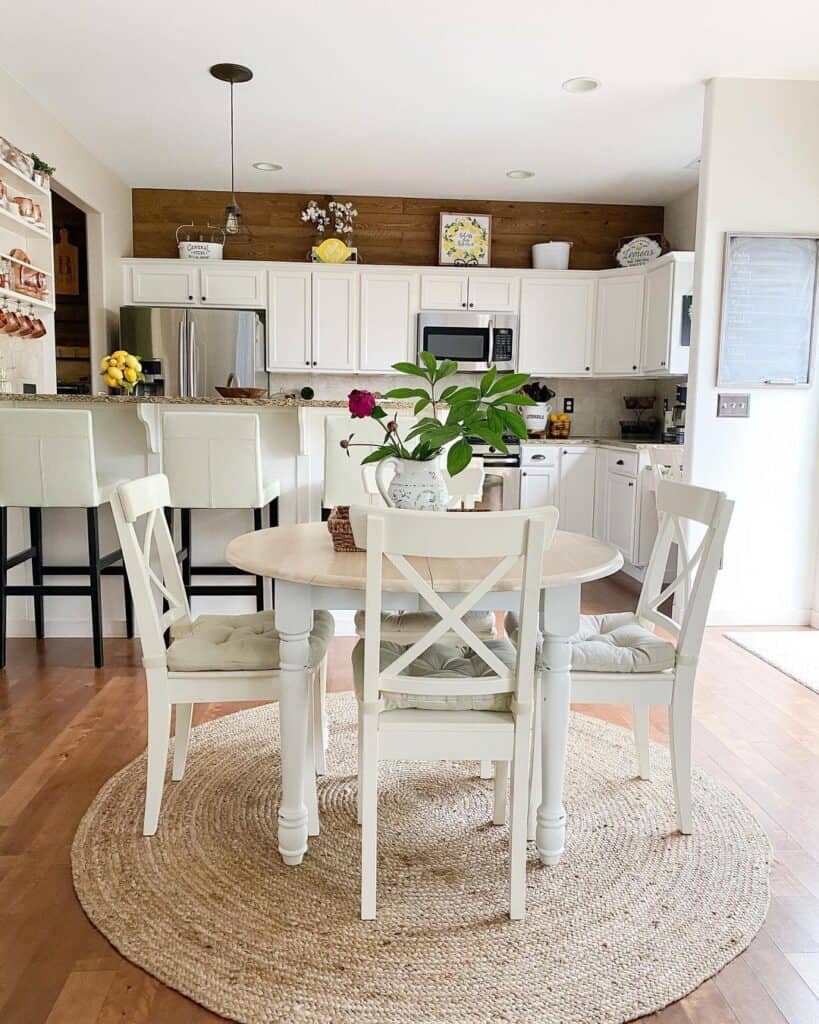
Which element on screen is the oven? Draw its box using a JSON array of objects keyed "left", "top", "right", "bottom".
[
  {"left": 468, "top": 437, "right": 521, "bottom": 510},
  {"left": 417, "top": 311, "right": 517, "bottom": 373}
]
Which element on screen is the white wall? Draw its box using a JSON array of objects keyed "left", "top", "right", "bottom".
[
  {"left": 0, "top": 64, "right": 132, "bottom": 379},
  {"left": 686, "top": 79, "right": 819, "bottom": 625},
  {"left": 664, "top": 186, "right": 699, "bottom": 251}
]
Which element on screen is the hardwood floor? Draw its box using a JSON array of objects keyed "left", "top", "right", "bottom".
[{"left": 1, "top": 572, "right": 818, "bottom": 1023}]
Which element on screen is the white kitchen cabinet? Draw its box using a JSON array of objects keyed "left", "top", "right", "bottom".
[
  {"left": 128, "top": 262, "right": 198, "bottom": 305},
  {"left": 558, "top": 446, "right": 596, "bottom": 534},
  {"left": 520, "top": 466, "right": 559, "bottom": 509},
  {"left": 311, "top": 270, "right": 358, "bottom": 371},
  {"left": 641, "top": 253, "right": 694, "bottom": 374},
  {"left": 593, "top": 272, "right": 645, "bottom": 375},
  {"left": 420, "top": 273, "right": 469, "bottom": 310},
  {"left": 604, "top": 469, "right": 639, "bottom": 563},
  {"left": 466, "top": 274, "right": 519, "bottom": 311},
  {"left": 199, "top": 265, "right": 266, "bottom": 308},
  {"left": 418, "top": 271, "right": 518, "bottom": 311},
  {"left": 267, "top": 269, "right": 312, "bottom": 370},
  {"left": 518, "top": 276, "right": 595, "bottom": 375},
  {"left": 359, "top": 271, "right": 419, "bottom": 372}
]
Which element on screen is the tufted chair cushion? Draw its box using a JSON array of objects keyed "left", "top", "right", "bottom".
[
  {"left": 354, "top": 609, "right": 496, "bottom": 643},
  {"left": 352, "top": 637, "right": 517, "bottom": 711},
  {"left": 167, "top": 610, "right": 334, "bottom": 672},
  {"left": 503, "top": 611, "right": 676, "bottom": 674}
]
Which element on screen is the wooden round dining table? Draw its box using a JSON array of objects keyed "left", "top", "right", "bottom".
[{"left": 226, "top": 521, "right": 623, "bottom": 868}]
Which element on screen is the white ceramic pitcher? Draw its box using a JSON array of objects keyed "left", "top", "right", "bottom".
[{"left": 374, "top": 455, "right": 450, "bottom": 511}]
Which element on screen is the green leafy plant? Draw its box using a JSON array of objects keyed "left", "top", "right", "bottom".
[
  {"left": 342, "top": 354, "right": 535, "bottom": 477},
  {"left": 29, "top": 153, "right": 55, "bottom": 176}
]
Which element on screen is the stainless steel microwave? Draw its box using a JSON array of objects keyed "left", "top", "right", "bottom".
[{"left": 417, "top": 311, "right": 518, "bottom": 372}]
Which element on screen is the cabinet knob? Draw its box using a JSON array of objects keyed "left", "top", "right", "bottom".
[
  {"left": 312, "top": 361, "right": 317, "bottom": 366},
  {"left": 628, "top": 482, "right": 634, "bottom": 487},
  {"left": 616, "top": 459, "right": 624, "bottom": 465},
  {"left": 585, "top": 365, "right": 590, "bottom": 371},
  {"left": 469, "top": 302, "right": 474, "bottom": 308},
  {"left": 188, "top": 294, "right": 193, "bottom": 301},
  {"left": 660, "top": 360, "right": 666, "bottom": 367},
  {"left": 632, "top": 364, "right": 637, "bottom": 370},
  {"left": 202, "top": 296, "right": 207, "bottom": 302},
  {"left": 461, "top": 302, "right": 467, "bottom": 308},
  {"left": 305, "top": 360, "right": 310, "bottom": 366}
]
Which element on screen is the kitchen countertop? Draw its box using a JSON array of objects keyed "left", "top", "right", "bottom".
[
  {"left": 0, "top": 393, "right": 405, "bottom": 408},
  {"left": 522, "top": 436, "right": 681, "bottom": 450}
]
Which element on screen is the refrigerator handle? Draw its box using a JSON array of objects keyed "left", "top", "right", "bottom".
[
  {"left": 189, "top": 319, "right": 197, "bottom": 397},
  {"left": 177, "top": 318, "right": 187, "bottom": 397}
]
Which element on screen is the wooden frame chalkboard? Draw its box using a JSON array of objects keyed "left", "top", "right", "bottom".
[{"left": 717, "top": 233, "right": 819, "bottom": 387}]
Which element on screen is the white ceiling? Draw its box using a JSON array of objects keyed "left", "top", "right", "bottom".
[{"left": 4, "top": 0, "right": 819, "bottom": 205}]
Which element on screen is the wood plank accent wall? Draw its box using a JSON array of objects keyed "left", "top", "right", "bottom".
[{"left": 132, "top": 190, "right": 664, "bottom": 270}]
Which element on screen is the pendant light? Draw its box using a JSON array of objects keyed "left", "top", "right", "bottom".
[{"left": 210, "top": 62, "right": 254, "bottom": 242}]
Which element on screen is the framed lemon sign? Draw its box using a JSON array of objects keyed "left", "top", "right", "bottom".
[{"left": 438, "top": 213, "right": 492, "bottom": 266}]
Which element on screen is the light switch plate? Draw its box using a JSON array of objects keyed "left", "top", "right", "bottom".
[
  {"left": 563, "top": 397, "right": 574, "bottom": 413},
  {"left": 717, "top": 393, "right": 750, "bottom": 418}
]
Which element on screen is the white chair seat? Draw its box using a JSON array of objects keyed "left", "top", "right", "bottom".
[
  {"left": 352, "top": 637, "right": 516, "bottom": 711},
  {"left": 354, "top": 609, "right": 496, "bottom": 643},
  {"left": 168, "top": 609, "right": 334, "bottom": 673},
  {"left": 504, "top": 611, "right": 677, "bottom": 673}
]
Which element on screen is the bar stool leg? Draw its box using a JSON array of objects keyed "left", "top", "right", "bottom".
[
  {"left": 123, "top": 571, "right": 134, "bottom": 639},
  {"left": 269, "top": 497, "right": 278, "bottom": 609},
  {"left": 162, "top": 508, "right": 174, "bottom": 647},
  {"left": 180, "top": 508, "right": 192, "bottom": 598},
  {"left": 0, "top": 507, "right": 7, "bottom": 669},
  {"left": 28, "top": 508, "right": 44, "bottom": 639},
  {"left": 86, "top": 507, "right": 103, "bottom": 669},
  {"left": 253, "top": 507, "right": 264, "bottom": 612}
]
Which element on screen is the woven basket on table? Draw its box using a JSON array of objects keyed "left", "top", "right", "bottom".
[{"left": 327, "top": 506, "right": 363, "bottom": 552}]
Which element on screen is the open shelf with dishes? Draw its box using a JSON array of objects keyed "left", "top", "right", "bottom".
[{"left": 0, "top": 155, "right": 50, "bottom": 198}]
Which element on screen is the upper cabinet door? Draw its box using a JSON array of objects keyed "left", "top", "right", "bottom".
[
  {"left": 467, "top": 274, "right": 519, "bottom": 311},
  {"left": 593, "top": 272, "right": 645, "bottom": 375},
  {"left": 419, "top": 272, "right": 469, "bottom": 310},
  {"left": 199, "top": 266, "right": 267, "bottom": 308},
  {"left": 312, "top": 270, "right": 358, "bottom": 371},
  {"left": 640, "top": 260, "right": 674, "bottom": 373},
  {"left": 359, "top": 271, "right": 419, "bottom": 372},
  {"left": 518, "top": 276, "right": 595, "bottom": 374},
  {"left": 129, "top": 263, "right": 199, "bottom": 305},
  {"left": 267, "top": 269, "right": 312, "bottom": 370}
]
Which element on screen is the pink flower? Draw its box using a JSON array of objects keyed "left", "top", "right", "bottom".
[{"left": 348, "top": 389, "right": 376, "bottom": 419}]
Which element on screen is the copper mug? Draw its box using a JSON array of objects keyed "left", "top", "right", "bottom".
[
  {"left": 16, "top": 313, "right": 35, "bottom": 338},
  {"left": 0, "top": 309, "right": 20, "bottom": 334},
  {"left": 29, "top": 316, "right": 46, "bottom": 339},
  {"left": 11, "top": 196, "right": 34, "bottom": 220}
]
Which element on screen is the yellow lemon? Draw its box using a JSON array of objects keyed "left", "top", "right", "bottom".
[
  {"left": 99, "top": 356, "right": 110, "bottom": 371},
  {"left": 104, "top": 372, "right": 119, "bottom": 388},
  {"left": 111, "top": 349, "right": 128, "bottom": 361},
  {"left": 124, "top": 353, "right": 140, "bottom": 369},
  {"left": 123, "top": 367, "right": 137, "bottom": 383},
  {"left": 107, "top": 365, "right": 123, "bottom": 382},
  {"left": 314, "top": 237, "right": 351, "bottom": 264}
]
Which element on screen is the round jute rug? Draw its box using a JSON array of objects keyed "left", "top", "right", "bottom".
[{"left": 72, "top": 694, "right": 770, "bottom": 1024}]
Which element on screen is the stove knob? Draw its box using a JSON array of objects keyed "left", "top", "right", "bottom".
[{"left": 488, "top": 446, "right": 496, "bottom": 453}]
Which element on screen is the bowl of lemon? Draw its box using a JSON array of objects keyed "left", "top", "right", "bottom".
[{"left": 100, "top": 350, "right": 145, "bottom": 395}]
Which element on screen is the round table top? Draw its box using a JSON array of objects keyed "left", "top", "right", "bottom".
[{"left": 226, "top": 522, "right": 623, "bottom": 592}]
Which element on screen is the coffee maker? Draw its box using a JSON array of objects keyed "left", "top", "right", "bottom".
[{"left": 664, "top": 384, "right": 687, "bottom": 444}]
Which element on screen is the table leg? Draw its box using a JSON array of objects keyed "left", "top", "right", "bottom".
[
  {"left": 275, "top": 581, "right": 313, "bottom": 866},
  {"left": 537, "top": 583, "right": 580, "bottom": 866}
]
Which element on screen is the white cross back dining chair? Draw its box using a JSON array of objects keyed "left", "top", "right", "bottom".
[
  {"left": 111, "top": 473, "right": 333, "bottom": 836},
  {"left": 354, "top": 504, "right": 557, "bottom": 920}
]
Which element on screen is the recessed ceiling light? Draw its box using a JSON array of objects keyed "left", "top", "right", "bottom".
[
  {"left": 506, "top": 169, "right": 535, "bottom": 179},
  {"left": 252, "top": 161, "right": 283, "bottom": 171},
  {"left": 562, "top": 77, "right": 601, "bottom": 94}
]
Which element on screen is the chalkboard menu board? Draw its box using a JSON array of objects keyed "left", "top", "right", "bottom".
[{"left": 718, "top": 234, "right": 819, "bottom": 386}]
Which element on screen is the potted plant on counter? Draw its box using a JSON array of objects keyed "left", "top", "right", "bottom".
[
  {"left": 519, "top": 379, "right": 556, "bottom": 435},
  {"left": 341, "top": 354, "right": 532, "bottom": 510}
]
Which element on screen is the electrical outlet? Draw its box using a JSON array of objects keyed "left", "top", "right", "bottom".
[
  {"left": 717, "top": 393, "right": 750, "bottom": 418},
  {"left": 563, "top": 397, "right": 574, "bottom": 413}
]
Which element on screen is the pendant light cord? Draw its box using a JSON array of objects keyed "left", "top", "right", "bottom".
[{"left": 230, "top": 80, "right": 236, "bottom": 198}]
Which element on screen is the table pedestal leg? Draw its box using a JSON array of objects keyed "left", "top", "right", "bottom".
[
  {"left": 536, "top": 584, "right": 580, "bottom": 867},
  {"left": 275, "top": 581, "right": 313, "bottom": 866}
]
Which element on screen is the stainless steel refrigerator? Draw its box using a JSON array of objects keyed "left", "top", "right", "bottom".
[{"left": 119, "top": 306, "right": 267, "bottom": 397}]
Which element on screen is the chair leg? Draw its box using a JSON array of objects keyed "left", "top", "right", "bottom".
[
  {"left": 28, "top": 507, "right": 44, "bottom": 639},
  {"left": 493, "top": 761, "right": 509, "bottom": 825},
  {"left": 633, "top": 704, "right": 651, "bottom": 780},
  {"left": 509, "top": 712, "right": 532, "bottom": 920},
  {"left": 313, "top": 656, "right": 328, "bottom": 775},
  {"left": 86, "top": 508, "right": 103, "bottom": 669},
  {"left": 360, "top": 712, "right": 378, "bottom": 920},
  {"left": 356, "top": 703, "right": 364, "bottom": 825},
  {"left": 479, "top": 760, "right": 493, "bottom": 779},
  {"left": 144, "top": 681, "right": 172, "bottom": 835},
  {"left": 669, "top": 679, "right": 695, "bottom": 835},
  {"left": 172, "top": 703, "right": 194, "bottom": 780},
  {"left": 0, "top": 507, "right": 7, "bottom": 669},
  {"left": 253, "top": 507, "right": 264, "bottom": 612}
]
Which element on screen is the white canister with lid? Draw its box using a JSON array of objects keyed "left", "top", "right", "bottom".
[{"left": 532, "top": 241, "right": 572, "bottom": 270}]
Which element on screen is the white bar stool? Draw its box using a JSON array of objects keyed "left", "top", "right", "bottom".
[
  {"left": 0, "top": 408, "right": 133, "bottom": 668},
  {"left": 161, "top": 412, "right": 280, "bottom": 611}
]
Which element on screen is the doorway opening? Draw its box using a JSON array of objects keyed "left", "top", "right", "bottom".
[{"left": 52, "top": 191, "right": 91, "bottom": 394}]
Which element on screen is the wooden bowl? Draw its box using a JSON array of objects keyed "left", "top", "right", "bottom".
[{"left": 214, "top": 386, "right": 267, "bottom": 400}]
